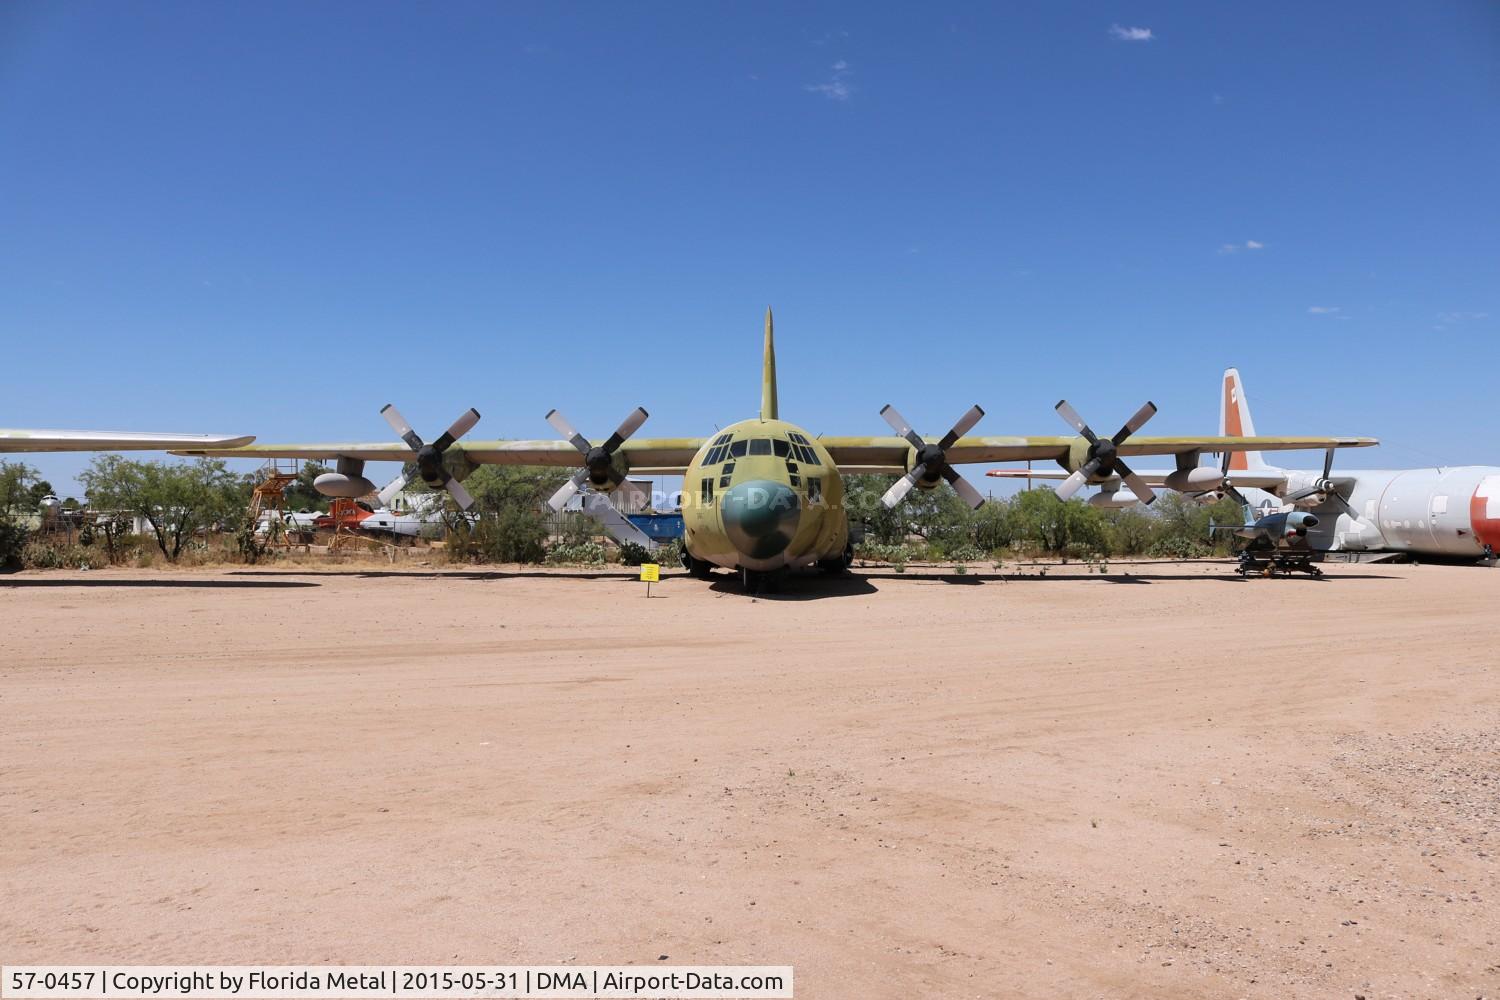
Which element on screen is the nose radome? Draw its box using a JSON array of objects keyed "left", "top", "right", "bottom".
[{"left": 722, "top": 480, "right": 801, "bottom": 559}]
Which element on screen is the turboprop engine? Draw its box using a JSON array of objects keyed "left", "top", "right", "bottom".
[
  {"left": 314, "top": 457, "right": 380, "bottom": 499},
  {"left": 314, "top": 403, "right": 483, "bottom": 509},
  {"left": 1052, "top": 400, "right": 1160, "bottom": 505},
  {"left": 1163, "top": 466, "right": 1224, "bottom": 492},
  {"left": 1088, "top": 485, "right": 1146, "bottom": 508},
  {"left": 876, "top": 402, "right": 987, "bottom": 509}
]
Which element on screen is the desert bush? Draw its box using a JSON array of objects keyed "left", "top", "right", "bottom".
[
  {"left": 0, "top": 520, "right": 28, "bottom": 570},
  {"left": 616, "top": 540, "right": 653, "bottom": 566},
  {"left": 545, "top": 540, "right": 606, "bottom": 565},
  {"left": 22, "top": 539, "right": 99, "bottom": 570},
  {"left": 448, "top": 506, "right": 548, "bottom": 564}
]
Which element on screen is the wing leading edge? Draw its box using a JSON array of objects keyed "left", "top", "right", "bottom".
[{"left": 1, "top": 430, "right": 256, "bottom": 453}]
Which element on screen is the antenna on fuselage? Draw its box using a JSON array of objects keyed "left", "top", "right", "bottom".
[{"left": 760, "top": 306, "right": 779, "bottom": 421}]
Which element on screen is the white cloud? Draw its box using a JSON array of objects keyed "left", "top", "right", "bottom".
[
  {"left": 1245, "top": 239, "right": 1263, "bottom": 249},
  {"left": 1218, "top": 240, "right": 1265, "bottom": 254},
  {"left": 1307, "top": 306, "right": 1340, "bottom": 314},
  {"left": 805, "top": 60, "right": 854, "bottom": 101},
  {"left": 1109, "top": 24, "right": 1154, "bottom": 42}
]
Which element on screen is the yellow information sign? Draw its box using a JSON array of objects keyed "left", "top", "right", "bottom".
[{"left": 639, "top": 563, "right": 660, "bottom": 582}]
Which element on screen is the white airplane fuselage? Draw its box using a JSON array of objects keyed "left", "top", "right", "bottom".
[{"left": 1243, "top": 465, "right": 1500, "bottom": 558}]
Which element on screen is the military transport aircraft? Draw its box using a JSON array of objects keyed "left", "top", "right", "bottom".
[
  {"left": 989, "top": 368, "right": 1500, "bottom": 562},
  {"left": 173, "top": 311, "right": 1376, "bottom": 587},
  {"left": 0, "top": 429, "right": 254, "bottom": 452}
]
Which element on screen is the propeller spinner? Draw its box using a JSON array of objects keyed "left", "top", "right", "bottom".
[
  {"left": 878, "top": 403, "right": 987, "bottom": 510},
  {"left": 1053, "top": 400, "right": 1159, "bottom": 505},
  {"left": 375, "top": 404, "right": 482, "bottom": 510}
]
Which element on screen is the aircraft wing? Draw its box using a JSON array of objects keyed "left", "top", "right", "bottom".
[
  {"left": 174, "top": 434, "right": 1375, "bottom": 477},
  {"left": 820, "top": 435, "right": 1376, "bottom": 473},
  {"left": 984, "top": 467, "right": 1293, "bottom": 490},
  {"left": 172, "top": 437, "right": 708, "bottom": 472},
  {"left": 0, "top": 429, "right": 255, "bottom": 453}
]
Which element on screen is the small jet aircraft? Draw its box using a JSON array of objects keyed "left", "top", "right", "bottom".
[
  {"left": 174, "top": 311, "right": 1376, "bottom": 587},
  {"left": 0, "top": 429, "right": 254, "bottom": 452},
  {"left": 1211, "top": 505, "right": 1323, "bottom": 577},
  {"left": 988, "top": 368, "right": 1500, "bottom": 562}
]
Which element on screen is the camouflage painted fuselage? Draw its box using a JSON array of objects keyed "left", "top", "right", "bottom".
[{"left": 681, "top": 417, "right": 848, "bottom": 572}]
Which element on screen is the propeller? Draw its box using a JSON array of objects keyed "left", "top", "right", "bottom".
[
  {"left": 878, "top": 403, "right": 987, "bottom": 509},
  {"left": 1215, "top": 447, "right": 1250, "bottom": 508},
  {"left": 1053, "top": 400, "right": 1158, "bottom": 505},
  {"left": 375, "top": 404, "right": 481, "bottom": 510},
  {"left": 544, "top": 407, "right": 650, "bottom": 513},
  {"left": 1282, "top": 447, "right": 1357, "bottom": 518}
]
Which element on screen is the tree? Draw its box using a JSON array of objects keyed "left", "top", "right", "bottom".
[
  {"left": 840, "top": 473, "right": 976, "bottom": 549},
  {"left": 0, "top": 460, "right": 41, "bottom": 516},
  {"left": 444, "top": 465, "right": 569, "bottom": 565},
  {"left": 80, "top": 456, "right": 246, "bottom": 561}
]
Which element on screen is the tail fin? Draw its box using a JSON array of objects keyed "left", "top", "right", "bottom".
[
  {"left": 1219, "top": 367, "right": 1267, "bottom": 472},
  {"left": 760, "top": 306, "right": 779, "bottom": 421}
]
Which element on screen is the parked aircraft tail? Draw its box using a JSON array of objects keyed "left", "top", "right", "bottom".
[
  {"left": 1219, "top": 368, "right": 1270, "bottom": 472},
  {"left": 761, "top": 306, "right": 779, "bottom": 421}
]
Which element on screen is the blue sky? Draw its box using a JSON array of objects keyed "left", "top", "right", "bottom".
[{"left": 2, "top": 2, "right": 1496, "bottom": 497}]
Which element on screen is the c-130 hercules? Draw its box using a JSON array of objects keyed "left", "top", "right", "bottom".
[{"left": 176, "top": 311, "right": 1376, "bottom": 587}]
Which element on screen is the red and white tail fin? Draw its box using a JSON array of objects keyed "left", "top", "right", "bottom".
[{"left": 1219, "top": 368, "right": 1268, "bottom": 472}]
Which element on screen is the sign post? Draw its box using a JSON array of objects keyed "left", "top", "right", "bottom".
[{"left": 639, "top": 562, "right": 660, "bottom": 597}]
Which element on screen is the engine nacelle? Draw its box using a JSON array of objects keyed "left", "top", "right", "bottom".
[
  {"left": 1089, "top": 489, "right": 1144, "bottom": 509},
  {"left": 313, "top": 472, "right": 378, "bottom": 499},
  {"left": 1163, "top": 466, "right": 1224, "bottom": 492}
]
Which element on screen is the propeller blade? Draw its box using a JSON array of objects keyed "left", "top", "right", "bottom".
[
  {"left": 937, "top": 404, "right": 985, "bottom": 450},
  {"left": 380, "top": 403, "right": 424, "bottom": 451},
  {"left": 1054, "top": 400, "right": 1098, "bottom": 444},
  {"left": 1115, "top": 461, "right": 1157, "bottom": 505},
  {"left": 377, "top": 471, "right": 410, "bottom": 508},
  {"left": 615, "top": 477, "right": 649, "bottom": 511},
  {"left": 592, "top": 494, "right": 655, "bottom": 550},
  {"left": 444, "top": 477, "right": 475, "bottom": 511},
  {"left": 940, "top": 465, "right": 985, "bottom": 509},
  {"left": 546, "top": 409, "right": 593, "bottom": 455},
  {"left": 546, "top": 468, "right": 590, "bottom": 513},
  {"left": 601, "top": 407, "right": 650, "bottom": 454},
  {"left": 881, "top": 469, "right": 922, "bottom": 509},
  {"left": 1321, "top": 446, "right": 1335, "bottom": 480},
  {"left": 879, "top": 404, "right": 927, "bottom": 450},
  {"left": 1055, "top": 468, "right": 1090, "bottom": 501},
  {"left": 1112, "top": 401, "right": 1158, "bottom": 444},
  {"left": 430, "top": 407, "right": 481, "bottom": 452}
]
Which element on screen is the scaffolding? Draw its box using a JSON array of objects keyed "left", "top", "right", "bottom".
[{"left": 248, "top": 459, "right": 302, "bottom": 549}]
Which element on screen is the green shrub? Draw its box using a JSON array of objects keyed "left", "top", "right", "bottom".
[
  {"left": 448, "top": 507, "right": 548, "bottom": 564},
  {"left": 1147, "top": 535, "right": 1209, "bottom": 559},
  {"left": 546, "top": 540, "right": 607, "bottom": 565},
  {"left": 616, "top": 540, "right": 653, "bottom": 566},
  {"left": 0, "top": 520, "right": 27, "bottom": 570},
  {"left": 23, "top": 539, "right": 98, "bottom": 569}
]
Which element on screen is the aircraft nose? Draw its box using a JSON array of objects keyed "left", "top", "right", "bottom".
[{"left": 722, "top": 480, "right": 801, "bottom": 559}]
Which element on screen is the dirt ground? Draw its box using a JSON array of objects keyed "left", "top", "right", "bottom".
[{"left": 2, "top": 560, "right": 1497, "bottom": 999}]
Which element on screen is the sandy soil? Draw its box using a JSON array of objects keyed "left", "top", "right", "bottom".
[{"left": 2, "top": 561, "right": 1497, "bottom": 999}]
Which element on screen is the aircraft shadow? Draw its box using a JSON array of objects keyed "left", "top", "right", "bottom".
[
  {"left": 224, "top": 569, "right": 644, "bottom": 581},
  {"left": 854, "top": 570, "right": 1400, "bottom": 584},
  {"left": 0, "top": 577, "right": 321, "bottom": 589},
  {"left": 707, "top": 574, "right": 879, "bottom": 601}
]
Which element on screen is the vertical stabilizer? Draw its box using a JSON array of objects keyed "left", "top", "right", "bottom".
[
  {"left": 1220, "top": 368, "right": 1268, "bottom": 471},
  {"left": 760, "top": 307, "right": 779, "bottom": 421}
]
